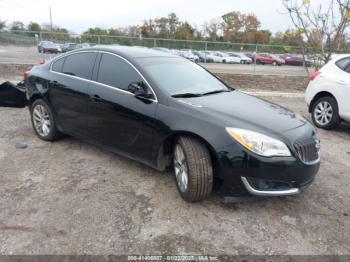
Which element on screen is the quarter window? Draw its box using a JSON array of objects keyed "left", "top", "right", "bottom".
[
  {"left": 97, "top": 54, "right": 142, "bottom": 91},
  {"left": 52, "top": 57, "right": 65, "bottom": 73},
  {"left": 335, "top": 57, "right": 350, "bottom": 73},
  {"left": 62, "top": 52, "right": 97, "bottom": 79}
]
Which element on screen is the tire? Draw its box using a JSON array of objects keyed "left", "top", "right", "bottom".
[
  {"left": 272, "top": 61, "right": 277, "bottom": 66},
  {"left": 240, "top": 60, "right": 245, "bottom": 64},
  {"left": 30, "top": 99, "right": 62, "bottom": 141},
  {"left": 173, "top": 136, "right": 213, "bottom": 202},
  {"left": 223, "top": 59, "right": 226, "bottom": 63},
  {"left": 311, "top": 96, "right": 341, "bottom": 130}
]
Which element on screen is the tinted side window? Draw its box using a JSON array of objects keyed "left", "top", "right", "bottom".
[
  {"left": 97, "top": 54, "right": 142, "bottom": 91},
  {"left": 62, "top": 52, "right": 97, "bottom": 79},
  {"left": 336, "top": 57, "right": 350, "bottom": 72},
  {"left": 52, "top": 57, "right": 65, "bottom": 72}
]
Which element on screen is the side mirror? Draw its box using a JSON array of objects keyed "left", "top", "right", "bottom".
[{"left": 127, "top": 82, "right": 153, "bottom": 99}]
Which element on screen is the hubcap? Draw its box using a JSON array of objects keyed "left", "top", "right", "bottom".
[
  {"left": 314, "top": 101, "right": 333, "bottom": 126},
  {"left": 32, "top": 105, "right": 51, "bottom": 137},
  {"left": 174, "top": 144, "right": 188, "bottom": 193}
]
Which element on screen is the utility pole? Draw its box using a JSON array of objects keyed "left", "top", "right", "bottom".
[{"left": 49, "top": 6, "right": 53, "bottom": 31}]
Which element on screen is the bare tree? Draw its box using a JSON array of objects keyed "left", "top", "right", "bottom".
[
  {"left": 0, "top": 19, "right": 6, "bottom": 31},
  {"left": 283, "top": 0, "right": 350, "bottom": 63},
  {"left": 203, "top": 18, "right": 222, "bottom": 41}
]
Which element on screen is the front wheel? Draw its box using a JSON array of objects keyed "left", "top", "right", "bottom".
[
  {"left": 30, "top": 99, "right": 62, "bottom": 141},
  {"left": 173, "top": 136, "right": 213, "bottom": 202},
  {"left": 311, "top": 96, "right": 341, "bottom": 130}
]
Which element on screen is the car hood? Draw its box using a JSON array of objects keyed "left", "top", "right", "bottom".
[{"left": 176, "top": 91, "right": 306, "bottom": 133}]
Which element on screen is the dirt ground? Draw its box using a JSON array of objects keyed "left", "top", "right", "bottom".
[{"left": 0, "top": 95, "right": 349, "bottom": 255}]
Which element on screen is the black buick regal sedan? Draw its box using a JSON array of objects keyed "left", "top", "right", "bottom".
[{"left": 0, "top": 46, "right": 320, "bottom": 202}]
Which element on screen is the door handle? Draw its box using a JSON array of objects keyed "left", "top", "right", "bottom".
[
  {"left": 90, "top": 94, "right": 103, "bottom": 103},
  {"left": 336, "top": 80, "right": 346, "bottom": 85}
]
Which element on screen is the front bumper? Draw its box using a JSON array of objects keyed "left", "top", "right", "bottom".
[{"left": 215, "top": 143, "right": 320, "bottom": 196}]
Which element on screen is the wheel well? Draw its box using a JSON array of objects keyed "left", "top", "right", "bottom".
[
  {"left": 28, "top": 94, "right": 43, "bottom": 107},
  {"left": 157, "top": 132, "right": 219, "bottom": 172},
  {"left": 309, "top": 91, "right": 336, "bottom": 113}
]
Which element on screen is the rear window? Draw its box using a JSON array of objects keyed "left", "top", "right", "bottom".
[
  {"left": 335, "top": 57, "right": 350, "bottom": 72},
  {"left": 52, "top": 57, "right": 65, "bottom": 73},
  {"left": 62, "top": 52, "right": 97, "bottom": 79}
]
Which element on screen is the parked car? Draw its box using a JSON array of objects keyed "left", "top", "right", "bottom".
[
  {"left": 212, "top": 51, "right": 241, "bottom": 64},
  {"left": 192, "top": 51, "right": 214, "bottom": 63},
  {"left": 38, "top": 41, "right": 62, "bottom": 54},
  {"left": 255, "top": 53, "right": 285, "bottom": 66},
  {"left": 62, "top": 43, "right": 90, "bottom": 53},
  {"left": 227, "top": 52, "right": 253, "bottom": 64},
  {"left": 179, "top": 50, "right": 199, "bottom": 62},
  {"left": 280, "top": 55, "right": 312, "bottom": 67},
  {"left": 201, "top": 51, "right": 222, "bottom": 63},
  {"left": 306, "top": 54, "right": 350, "bottom": 129},
  {"left": 61, "top": 43, "right": 76, "bottom": 53},
  {"left": 0, "top": 46, "right": 320, "bottom": 202}
]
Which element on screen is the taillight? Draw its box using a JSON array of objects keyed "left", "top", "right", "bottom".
[
  {"left": 38, "top": 60, "right": 45, "bottom": 64},
  {"left": 23, "top": 71, "right": 29, "bottom": 81},
  {"left": 310, "top": 71, "right": 320, "bottom": 81}
]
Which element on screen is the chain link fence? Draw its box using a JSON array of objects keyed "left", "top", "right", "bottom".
[{"left": 2, "top": 30, "right": 348, "bottom": 75}]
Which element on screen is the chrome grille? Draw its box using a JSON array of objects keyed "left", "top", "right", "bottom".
[{"left": 294, "top": 138, "right": 320, "bottom": 164}]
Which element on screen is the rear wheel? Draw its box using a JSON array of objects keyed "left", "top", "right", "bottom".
[
  {"left": 240, "top": 60, "right": 245, "bottom": 64},
  {"left": 272, "top": 61, "right": 277, "bottom": 66},
  {"left": 173, "top": 136, "right": 213, "bottom": 202},
  {"left": 30, "top": 99, "right": 62, "bottom": 141},
  {"left": 311, "top": 96, "right": 341, "bottom": 130}
]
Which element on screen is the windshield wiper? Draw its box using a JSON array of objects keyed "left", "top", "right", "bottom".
[
  {"left": 171, "top": 93, "right": 203, "bottom": 98},
  {"left": 201, "top": 89, "right": 231, "bottom": 96}
]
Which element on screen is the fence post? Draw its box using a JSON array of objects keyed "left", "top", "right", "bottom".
[
  {"left": 154, "top": 38, "right": 156, "bottom": 47},
  {"left": 97, "top": 35, "right": 101, "bottom": 45},
  {"left": 254, "top": 44, "right": 257, "bottom": 74}
]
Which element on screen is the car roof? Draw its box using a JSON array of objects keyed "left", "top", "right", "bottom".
[{"left": 83, "top": 45, "right": 178, "bottom": 60}]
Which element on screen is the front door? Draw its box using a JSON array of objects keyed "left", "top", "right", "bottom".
[{"left": 87, "top": 53, "right": 158, "bottom": 163}]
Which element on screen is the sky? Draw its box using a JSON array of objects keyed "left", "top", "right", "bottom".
[{"left": 0, "top": 0, "right": 332, "bottom": 34}]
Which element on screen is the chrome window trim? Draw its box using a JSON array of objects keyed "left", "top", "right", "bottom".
[
  {"left": 241, "top": 177, "right": 300, "bottom": 196},
  {"left": 49, "top": 50, "right": 158, "bottom": 103}
]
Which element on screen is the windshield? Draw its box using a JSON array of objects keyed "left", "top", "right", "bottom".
[{"left": 137, "top": 57, "right": 230, "bottom": 96}]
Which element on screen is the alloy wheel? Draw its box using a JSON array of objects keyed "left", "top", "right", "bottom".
[
  {"left": 32, "top": 104, "right": 51, "bottom": 137},
  {"left": 314, "top": 101, "right": 333, "bottom": 126},
  {"left": 174, "top": 144, "right": 189, "bottom": 193}
]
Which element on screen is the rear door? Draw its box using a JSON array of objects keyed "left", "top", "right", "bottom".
[
  {"left": 87, "top": 52, "right": 158, "bottom": 162},
  {"left": 334, "top": 57, "right": 350, "bottom": 119},
  {"left": 48, "top": 51, "right": 98, "bottom": 136},
  {"left": 0, "top": 81, "right": 27, "bottom": 108}
]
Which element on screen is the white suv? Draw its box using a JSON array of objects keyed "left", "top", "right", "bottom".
[{"left": 305, "top": 55, "right": 350, "bottom": 129}]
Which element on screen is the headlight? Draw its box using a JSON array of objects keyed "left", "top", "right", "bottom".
[{"left": 225, "top": 127, "right": 291, "bottom": 157}]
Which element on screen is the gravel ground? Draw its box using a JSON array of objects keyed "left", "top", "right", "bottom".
[{"left": 0, "top": 95, "right": 349, "bottom": 255}]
